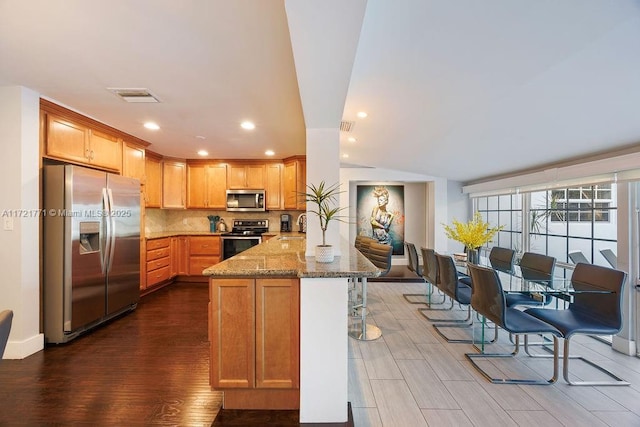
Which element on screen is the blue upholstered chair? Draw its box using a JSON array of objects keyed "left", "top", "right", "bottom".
[
  {"left": 402, "top": 242, "right": 428, "bottom": 304},
  {"left": 488, "top": 246, "right": 516, "bottom": 273},
  {"left": 429, "top": 254, "right": 478, "bottom": 343},
  {"left": 415, "top": 247, "right": 446, "bottom": 311},
  {"left": 506, "top": 252, "right": 556, "bottom": 308},
  {"left": 526, "top": 263, "right": 629, "bottom": 386},
  {"left": 465, "top": 264, "right": 561, "bottom": 385}
]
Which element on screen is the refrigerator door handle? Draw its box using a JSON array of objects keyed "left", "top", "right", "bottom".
[
  {"left": 107, "top": 188, "right": 116, "bottom": 273},
  {"left": 101, "top": 187, "right": 112, "bottom": 275}
]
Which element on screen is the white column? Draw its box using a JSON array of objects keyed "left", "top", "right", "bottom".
[
  {"left": 0, "top": 86, "right": 44, "bottom": 358},
  {"left": 299, "top": 277, "right": 349, "bottom": 423},
  {"left": 305, "top": 128, "right": 341, "bottom": 255}
]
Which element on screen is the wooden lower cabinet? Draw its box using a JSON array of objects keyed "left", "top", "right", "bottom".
[
  {"left": 170, "top": 236, "right": 189, "bottom": 276},
  {"left": 145, "top": 235, "right": 220, "bottom": 289},
  {"left": 146, "top": 238, "right": 171, "bottom": 288},
  {"left": 189, "top": 236, "right": 221, "bottom": 276},
  {"left": 209, "top": 277, "right": 300, "bottom": 410}
]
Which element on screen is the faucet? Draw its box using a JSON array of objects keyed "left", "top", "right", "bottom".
[{"left": 297, "top": 213, "right": 307, "bottom": 233}]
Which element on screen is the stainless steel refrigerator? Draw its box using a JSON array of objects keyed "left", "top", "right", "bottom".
[{"left": 43, "top": 164, "right": 140, "bottom": 344}]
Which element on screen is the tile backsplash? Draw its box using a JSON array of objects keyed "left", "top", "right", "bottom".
[{"left": 145, "top": 209, "right": 305, "bottom": 234}]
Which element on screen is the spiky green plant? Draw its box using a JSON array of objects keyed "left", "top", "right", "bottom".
[{"left": 300, "top": 181, "right": 348, "bottom": 246}]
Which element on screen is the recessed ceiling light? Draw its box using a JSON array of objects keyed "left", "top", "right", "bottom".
[
  {"left": 144, "top": 122, "right": 160, "bottom": 130},
  {"left": 356, "top": 111, "right": 368, "bottom": 118},
  {"left": 348, "top": 137, "right": 357, "bottom": 142},
  {"left": 265, "top": 150, "right": 275, "bottom": 156},
  {"left": 195, "top": 135, "right": 206, "bottom": 140},
  {"left": 240, "top": 121, "right": 255, "bottom": 130},
  {"left": 197, "top": 150, "right": 208, "bottom": 156},
  {"left": 342, "top": 153, "right": 349, "bottom": 158}
]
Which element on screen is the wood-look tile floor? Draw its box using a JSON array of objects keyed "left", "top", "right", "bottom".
[
  {"left": 348, "top": 281, "right": 640, "bottom": 427},
  {"left": 2, "top": 281, "right": 639, "bottom": 426}
]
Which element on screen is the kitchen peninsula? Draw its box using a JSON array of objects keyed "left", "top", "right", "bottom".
[{"left": 204, "top": 235, "right": 379, "bottom": 424}]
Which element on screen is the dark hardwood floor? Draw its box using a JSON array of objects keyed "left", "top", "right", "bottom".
[{"left": 0, "top": 282, "right": 222, "bottom": 426}]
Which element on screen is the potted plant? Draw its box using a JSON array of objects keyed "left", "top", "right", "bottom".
[
  {"left": 442, "top": 212, "right": 503, "bottom": 264},
  {"left": 300, "top": 181, "right": 348, "bottom": 262}
]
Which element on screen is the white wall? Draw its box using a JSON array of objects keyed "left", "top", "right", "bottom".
[{"left": 0, "top": 86, "right": 44, "bottom": 358}]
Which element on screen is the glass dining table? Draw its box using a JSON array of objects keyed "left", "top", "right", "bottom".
[{"left": 454, "top": 257, "right": 610, "bottom": 353}]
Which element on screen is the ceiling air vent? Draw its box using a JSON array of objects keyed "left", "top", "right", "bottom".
[
  {"left": 107, "top": 88, "right": 160, "bottom": 103},
  {"left": 340, "top": 121, "right": 355, "bottom": 132}
]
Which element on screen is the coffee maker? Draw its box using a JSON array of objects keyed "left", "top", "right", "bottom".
[{"left": 280, "top": 214, "right": 292, "bottom": 232}]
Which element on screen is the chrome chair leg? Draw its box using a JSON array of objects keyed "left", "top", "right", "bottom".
[
  {"left": 466, "top": 335, "right": 559, "bottom": 385},
  {"left": 403, "top": 282, "right": 446, "bottom": 306},
  {"left": 348, "top": 277, "right": 382, "bottom": 341},
  {"left": 432, "top": 307, "right": 498, "bottom": 344},
  {"left": 402, "top": 280, "right": 429, "bottom": 304},
  {"left": 419, "top": 298, "right": 469, "bottom": 322},
  {"left": 560, "top": 338, "right": 629, "bottom": 386},
  {"left": 521, "top": 336, "right": 629, "bottom": 385}
]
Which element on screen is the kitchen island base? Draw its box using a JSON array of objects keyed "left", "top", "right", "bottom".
[{"left": 222, "top": 389, "right": 299, "bottom": 410}]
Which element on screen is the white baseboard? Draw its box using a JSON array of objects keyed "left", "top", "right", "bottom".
[
  {"left": 3, "top": 333, "right": 44, "bottom": 359},
  {"left": 612, "top": 335, "right": 637, "bottom": 356}
]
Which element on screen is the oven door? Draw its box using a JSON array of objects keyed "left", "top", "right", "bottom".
[{"left": 222, "top": 235, "right": 262, "bottom": 260}]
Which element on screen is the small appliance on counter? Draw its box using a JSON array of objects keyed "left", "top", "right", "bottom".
[
  {"left": 216, "top": 218, "right": 228, "bottom": 232},
  {"left": 280, "top": 214, "right": 292, "bottom": 232},
  {"left": 297, "top": 213, "right": 307, "bottom": 233}
]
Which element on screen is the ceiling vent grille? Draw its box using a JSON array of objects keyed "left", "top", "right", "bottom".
[
  {"left": 107, "top": 88, "right": 160, "bottom": 103},
  {"left": 340, "top": 121, "right": 355, "bottom": 132}
]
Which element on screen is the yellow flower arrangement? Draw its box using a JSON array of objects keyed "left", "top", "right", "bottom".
[{"left": 442, "top": 212, "right": 504, "bottom": 250}]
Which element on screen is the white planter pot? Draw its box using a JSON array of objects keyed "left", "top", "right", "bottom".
[{"left": 315, "top": 245, "right": 334, "bottom": 263}]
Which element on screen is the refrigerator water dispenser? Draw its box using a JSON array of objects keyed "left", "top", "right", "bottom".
[{"left": 79, "top": 221, "right": 100, "bottom": 254}]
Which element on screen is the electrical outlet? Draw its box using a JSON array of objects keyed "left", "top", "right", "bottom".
[
  {"left": 3, "top": 217, "right": 14, "bottom": 231},
  {"left": 183, "top": 218, "right": 188, "bottom": 225}
]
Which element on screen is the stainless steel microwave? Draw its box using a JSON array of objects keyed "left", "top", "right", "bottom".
[{"left": 226, "top": 189, "right": 266, "bottom": 212}]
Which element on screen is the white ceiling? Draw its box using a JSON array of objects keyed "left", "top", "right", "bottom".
[{"left": 1, "top": 0, "right": 640, "bottom": 183}]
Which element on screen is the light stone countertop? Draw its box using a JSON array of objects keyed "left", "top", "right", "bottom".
[
  {"left": 203, "top": 235, "right": 381, "bottom": 279},
  {"left": 146, "top": 231, "right": 224, "bottom": 239}
]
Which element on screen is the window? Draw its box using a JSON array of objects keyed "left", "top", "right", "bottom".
[
  {"left": 550, "top": 185, "right": 612, "bottom": 223},
  {"left": 473, "top": 183, "right": 617, "bottom": 267},
  {"left": 476, "top": 193, "right": 522, "bottom": 252}
]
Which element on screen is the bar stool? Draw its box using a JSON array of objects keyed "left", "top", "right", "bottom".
[{"left": 349, "top": 241, "right": 392, "bottom": 341}]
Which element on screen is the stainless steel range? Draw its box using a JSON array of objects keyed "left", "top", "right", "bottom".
[{"left": 221, "top": 219, "right": 269, "bottom": 260}]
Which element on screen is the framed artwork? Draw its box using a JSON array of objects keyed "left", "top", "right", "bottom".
[{"left": 356, "top": 184, "right": 405, "bottom": 255}]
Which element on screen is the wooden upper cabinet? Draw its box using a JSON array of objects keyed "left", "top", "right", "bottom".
[
  {"left": 145, "top": 153, "right": 162, "bottom": 208},
  {"left": 283, "top": 157, "right": 306, "bottom": 210},
  {"left": 45, "top": 114, "right": 89, "bottom": 164},
  {"left": 186, "top": 163, "right": 207, "bottom": 208},
  {"left": 162, "top": 159, "right": 186, "bottom": 209},
  {"left": 44, "top": 113, "right": 122, "bottom": 171},
  {"left": 122, "top": 141, "right": 146, "bottom": 184},
  {"left": 208, "top": 164, "right": 228, "bottom": 208},
  {"left": 187, "top": 162, "right": 227, "bottom": 209},
  {"left": 265, "top": 163, "right": 283, "bottom": 210},
  {"left": 88, "top": 129, "right": 122, "bottom": 170},
  {"left": 227, "top": 163, "right": 265, "bottom": 189}
]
